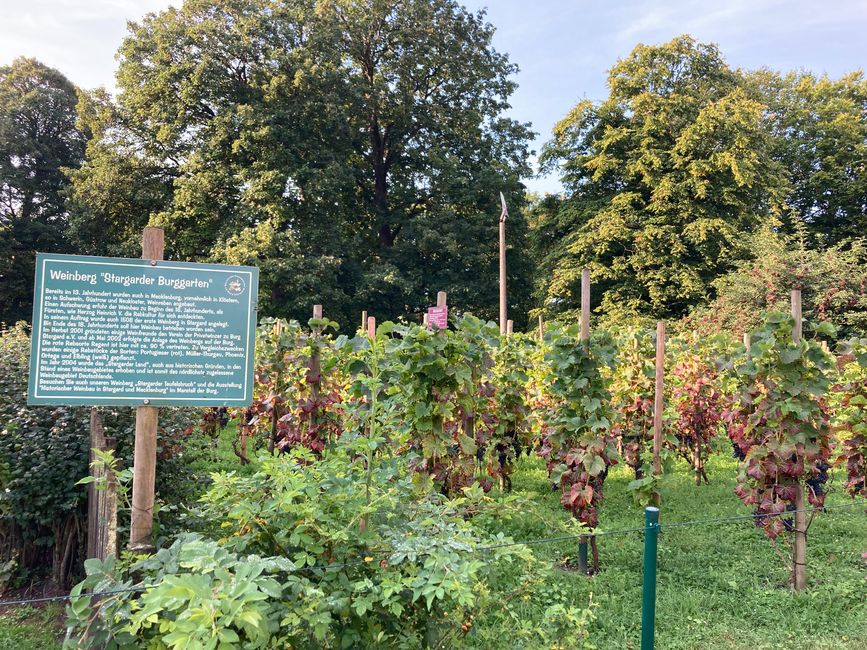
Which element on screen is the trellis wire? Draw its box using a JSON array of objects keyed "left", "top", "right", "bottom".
[{"left": 0, "top": 500, "right": 862, "bottom": 609}]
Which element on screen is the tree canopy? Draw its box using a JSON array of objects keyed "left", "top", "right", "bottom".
[
  {"left": 0, "top": 58, "right": 85, "bottom": 325},
  {"left": 2, "top": 19, "right": 865, "bottom": 334},
  {"left": 749, "top": 69, "right": 867, "bottom": 246},
  {"left": 536, "top": 36, "right": 788, "bottom": 323},
  {"left": 67, "top": 0, "right": 533, "bottom": 329}
]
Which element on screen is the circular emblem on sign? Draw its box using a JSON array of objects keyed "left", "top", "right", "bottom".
[{"left": 224, "top": 275, "right": 246, "bottom": 296}]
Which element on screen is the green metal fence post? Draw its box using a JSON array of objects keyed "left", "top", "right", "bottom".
[
  {"left": 577, "top": 535, "right": 589, "bottom": 574},
  {"left": 641, "top": 506, "right": 660, "bottom": 650}
]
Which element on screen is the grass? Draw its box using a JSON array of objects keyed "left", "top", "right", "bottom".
[
  {"left": 465, "top": 453, "right": 867, "bottom": 649},
  {"left": 0, "top": 604, "right": 63, "bottom": 650},
  {"left": 4, "top": 426, "right": 862, "bottom": 649}
]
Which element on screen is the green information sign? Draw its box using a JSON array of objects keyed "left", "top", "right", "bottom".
[{"left": 28, "top": 253, "right": 258, "bottom": 406}]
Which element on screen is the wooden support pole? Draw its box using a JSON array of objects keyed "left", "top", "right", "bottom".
[
  {"left": 577, "top": 271, "right": 595, "bottom": 573},
  {"left": 791, "top": 289, "right": 807, "bottom": 591},
  {"left": 310, "top": 305, "right": 323, "bottom": 440},
  {"left": 361, "top": 310, "right": 367, "bottom": 332},
  {"left": 268, "top": 319, "right": 284, "bottom": 455},
  {"left": 437, "top": 291, "right": 447, "bottom": 308},
  {"left": 423, "top": 313, "right": 429, "bottom": 327},
  {"left": 87, "top": 407, "right": 103, "bottom": 560},
  {"left": 580, "top": 268, "right": 590, "bottom": 346},
  {"left": 743, "top": 332, "right": 751, "bottom": 353},
  {"left": 506, "top": 319, "right": 513, "bottom": 336},
  {"left": 791, "top": 290, "right": 802, "bottom": 343},
  {"left": 87, "top": 408, "right": 117, "bottom": 561},
  {"left": 499, "top": 211, "right": 507, "bottom": 335},
  {"left": 129, "top": 227, "right": 163, "bottom": 553},
  {"left": 538, "top": 315, "right": 544, "bottom": 341},
  {"left": 652, "top": 321, "right": 665, "bottom": 479},
  {"left": 367, "top": 316, "right": 376, "bottom": 339}
]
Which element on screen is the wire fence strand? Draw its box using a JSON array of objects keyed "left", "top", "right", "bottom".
[{"left": 0, "top": 500, "right": 863, "bottom": 609}]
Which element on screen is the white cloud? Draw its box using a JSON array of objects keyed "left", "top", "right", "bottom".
[{"left": 0, "top": 0, "right": 177, "bottom": 89}]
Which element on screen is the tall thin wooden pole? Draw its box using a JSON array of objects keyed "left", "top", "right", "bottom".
[
  {"left": 499, "top": 209, "right": 507, "bottom": 335},
  {"left": 538, "top": 315, "right": 544, "bottom": 341},
  {"left": 791, "top": 289, "right": 807, "bottom": 591},
  {"left": 129, "top": 227, "right": 163, "bottom": 552},
  {"left": 652, "top": 321, "right": 665, "bottom": 479},
  {"left": 361, "top": 310, "right": 367, "bottom": 332},
  {"left": 367, "top": 316, "right": 376, "bottom": 339},
  {"left": 87, "top": 408, "right": 116, "bottom": 560},
  {"left": 580, "top": 268, "right": 590, "bottom": 345},
  {"left": 578, "top": 271, "right": 594, "bottom": 573},
  {"left": 506, "top": 319, "right": 513, "bottom": 336},
  {"left": 310, "top": 305, "right": 323, "bottom": 438}
]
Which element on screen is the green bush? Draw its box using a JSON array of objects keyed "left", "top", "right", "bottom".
[
  {"left": 64, "top": 437, "right": 594, "bottom": 649},
  {"left": 0, "top": 323, "right": 90, "bottom": 586},
  {"left": 0, "top": 324, "right": 207, "bottom": 585}
]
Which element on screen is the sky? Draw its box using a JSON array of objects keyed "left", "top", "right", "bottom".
[{"left": 1, "top": 0, "right": 865, "bottom": 194}]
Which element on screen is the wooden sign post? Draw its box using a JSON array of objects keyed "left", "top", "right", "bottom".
[
  {"left": 30, "top": 226, "right": 258, "bottom": 555},
  {"left": 129, "top": 227, "right": 163, "bottom": 552},
  {"left": 87, "top": 408, "right": 117, "bottom": 560},
  {"left": 428, "top": 291, "right": 448, "bottom": 330}
]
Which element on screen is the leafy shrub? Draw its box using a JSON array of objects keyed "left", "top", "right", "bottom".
[
  {"left": 730, "top": 314, "right": 835, "bottom": 540},
  {"left": 0, "top": 323, "right": 90, "bottom": 586},
  {"left": 668, "top": 335, "right": 727, "bottom": 485},
  {"left": 65, "top": 439, "right": 550, "bottom": 649},
  {"left": 535, "top": 323, "right": 616, "bottom": 537},
  {"left": 832, "top": 338, "right": 867, "bottom": 497},
  {"left": 685, "top": 227, "right": 867, "bottom": 338},
  {"left": 0, "top": 324, "right": 206, "bottom": 585}
]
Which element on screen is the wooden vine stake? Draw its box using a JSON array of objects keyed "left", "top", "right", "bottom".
[
  {"left": 359, "top": 315, "right": 377, "bottom": 535},
  {"left": 538, "top": 315, "right": 544, "bottom": 341},
  {"left": 652, "top": 321, "right": 665, "bottom": 489},
  {"left": 578, "top": 268, "right": 600, "bottom": 573},
  {"left": 268, "top": 319, "right": 284, "bottom": 454},
  {"left": 791, "top": 289, "right": 807, "bottom": 591},
  {"left": 129, "top": 227, "right": 163, "bottom": 553},
  {"left": 506, "top": 319, "right": 514, "bottom": 336},
  {"left": 309, "top": 305, "right": 323, "bottom": 442}
]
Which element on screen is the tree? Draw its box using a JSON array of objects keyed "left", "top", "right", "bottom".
[
  {"left": 66, "top": 89, "right": 173, "bottom": 259},
  {"left": 684, "top": 225, "right": 867, "bottom": 339},
  {"left": 71, "top": 0, "right": 533, "bottom": 328},
  {"left": 0, "top": 58, "right": 85, "bottom": 325},
  {"left": 748, "top": 70, "right": 867, "bottom": 246},
  {"left": 538, "top": 36, "right": 787, "bottom": 323}
]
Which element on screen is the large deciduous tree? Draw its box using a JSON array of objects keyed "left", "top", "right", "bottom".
[
  {"left": 684, "top": 225, "right": 867, "bottom": 339},
  {"left": 748, "top": 70, "right": 867, "bottom": 246},
  {"left": 70, "top": 0, "right": 533, "bottom": 328},
  {"left": 537, "top": 36, "right": 787, "bottom": 323},
  {"left": 0, "top": 58, "right": 85, "bottom": 325}
]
